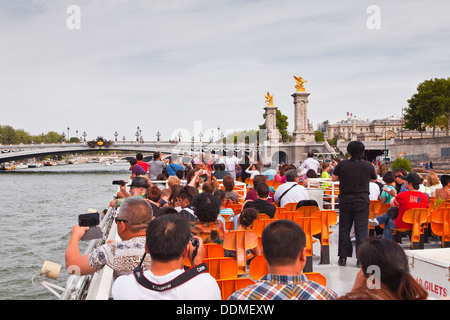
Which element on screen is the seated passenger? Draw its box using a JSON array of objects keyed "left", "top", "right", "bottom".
[
  {"left": 65, "top": 198, "right": 153, "bottom": 279},
  {"left": 228, "top": 219, "right": 338, "bottom": 300},
  {"left": 177, "top": 185, "right": 199, "bottom": 221},
  {"left": 112, "top": 214, "right": 221, "bottom": 300},
  {"left": 242, "top": 182, "right": 276, "bottom": 218},
  {"left": 244, "top": 174, "right": 274, "bottom": 204},
  {"left": 224, "top": 208, "right": 261, "bottom": 258},
  {"left": 369, "top": 171, "right": 429, "bottom": 240},
  {"left": 274, "top": 169, "right": 310, "bottom": 207},
  {"left": 349, "top": 238, "right": 427, "bottom": 300},
  {"left": 190, "top": 192, "right": 224, "bottom": 245},
  {"left": 223, "top": 175, "right": 240, "bottom": 202},
  {"left": 129, "top": 158, "right": 147, "bottom": 179}
]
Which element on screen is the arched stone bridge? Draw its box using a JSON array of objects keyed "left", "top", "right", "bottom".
[{"left": 0, "top": 141, "right": 265, "bottom": 163}]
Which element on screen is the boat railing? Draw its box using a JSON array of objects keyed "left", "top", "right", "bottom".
[{"left": 305, "top": 178, "right": 339, "bottom": 211}]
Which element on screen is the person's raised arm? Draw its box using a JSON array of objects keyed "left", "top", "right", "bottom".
[{"left": 65, "top": 225, "right": 98, "bottom": 275}]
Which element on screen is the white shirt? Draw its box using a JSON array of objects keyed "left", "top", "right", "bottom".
[
  {"left": 300, "top": 157, "right": 320, "bottom": 174},
  {"left": 274, "top": 182, "right": 310, "bottom": 207},
  {"left": 225, "top": 156, "right": 239, "bottom": 172},
  {"left": 245, "top": 168, "right": 260, "bottom": 180},
  {"left": 112, "top": 268, "right": 221, "bottom": 300},
  {"left": 369, "top": 182, "right": 381, "bottom": 201}
]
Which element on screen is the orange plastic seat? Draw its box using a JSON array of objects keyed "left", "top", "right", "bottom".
[
  {"left": 294, "top": 217, "right": 321, "bottom": 272},
  {"left": 225, "top": 220, "right": 234, "bottom": 231},
  {"left": 303, "top": 272, "right": 327, "bottom": 286},
  {"left": 283, "top": 202, "right": 299, "bottom": 211},
  {"left": 430, "top": 208, "right": 450, "bottom": 248},
  {"left": 278, "top": 211, "right": 304, "bottom": 221},
  {"left": 216, "top": 278, "right": 256, "bottom": 300},
  {"left": 203, "top": 257, "right": 238, "bottom": 280},
  {"left": 436, "top": 201, "right": 450, "bottom": 210},
  {"left": 252, "top": 219, "right": 277, "bottom": 248},
  {"left": 272, "top": 181, "right": 282, "bottom": 190},
  {"left": 257, "top": 213, "right": 271, "bottom": 220},
  {"left": 223, "top": 230, "right": 258, "bottom": 274},
  {"left": 203, "top": 243, "right": 225, "bottom": 259},
  {"left": 378, "top": 203, "right": 390, "bottom": 215},
  {"left": 296, "top": 205, "right": 320, "bottom": 217},
  {"left": 220, "top": 214, "right": 231, "bottom": 221},
  {"left": 273, "top": 206, "right": 287, "bottom": 219},
  {"left": 227, "top": 202, "right": 243, "bottom": 215},
  {"left": 252, "top": 219, "right": 277, "bottom": 237},
  {"left": 398, "top": 208, "right": 429, "bottom": 249},
  {"left": 311, "top": 210, "right": 337, "bottom": 264},
  {"left": 369, "top": 200, "right": 382, "bottom": 236},
  {"left": 248, "top": 254, "right": 268, "bottom": 281}
]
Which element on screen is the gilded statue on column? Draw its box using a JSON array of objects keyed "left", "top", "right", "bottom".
[
  {"left": 294, "top": 76, "right": 307, "bottom": 92},
  {"left": 264, "top": 92, "right": 274, "bottom": 106}
]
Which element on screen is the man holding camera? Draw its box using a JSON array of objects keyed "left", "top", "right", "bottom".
[
  {"left": 65, "top": 198, "right": 153, "bottom": 279},
  {"left": 110, "top": 176, "right": 150, "bottom": 208},
  {"left": 112, "top": 214, "right": 221, "bottom": 300}
]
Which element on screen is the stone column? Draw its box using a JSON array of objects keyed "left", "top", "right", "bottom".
[
  {"left": 292, "top": 91, "right": 314, "bottom": 142},
  {"left": 264, "top": 105, "right": 280, "bottom": 143}
]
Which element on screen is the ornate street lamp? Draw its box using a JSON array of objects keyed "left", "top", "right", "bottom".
[
  {"left": 122, "top": 136, "right": 126, "bottom": 143},
  {"left": 82, "top": 131, "right": 87, "bottom": 142},
  {"left": 156, "top": 131, "right": 161, "bottom": 142},
  {"left": 114, "top": 131, "right": 118, "bottom": 141}
]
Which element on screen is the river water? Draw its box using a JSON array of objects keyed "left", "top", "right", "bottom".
[{"left": 0, "top": 162, "right": 131, "bottom": 300}]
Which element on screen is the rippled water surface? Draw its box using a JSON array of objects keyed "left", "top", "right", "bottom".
[{"left": 0, "top": 162, "right": 130, "bottom": 300}]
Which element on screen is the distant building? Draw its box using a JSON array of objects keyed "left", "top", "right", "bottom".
[{"left": 318, "top": 115, "right": 444, "bottom": 141}]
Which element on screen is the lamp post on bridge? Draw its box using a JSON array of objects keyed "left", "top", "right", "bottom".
[
  {"left": 156, "top": 131, "right": 161, "bottom": 142},
  {"left": 82, "top": 131, "right": 87, "bottom": 142},
  {"left": 114, "top": 131, "right": 118, "bottom": 142}
]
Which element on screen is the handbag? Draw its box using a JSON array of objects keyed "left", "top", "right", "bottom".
[{"left": 386, "top": 207, "right": 398, "bottom": 220}]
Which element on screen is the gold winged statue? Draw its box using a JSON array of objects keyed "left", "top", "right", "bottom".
[
  {"left": 264, "top": 92, "right": 274, "bottom": 106},
  {"left": 294, "top": 76, "right": 307, "bottom": 92}
]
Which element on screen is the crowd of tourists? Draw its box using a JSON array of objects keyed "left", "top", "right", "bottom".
[{"left": 64, "top": 149, "right": 450, "bottom": 300}]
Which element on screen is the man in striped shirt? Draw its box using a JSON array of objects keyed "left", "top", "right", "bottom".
[{"left": 228, "top": 220, "right": 338, "bottom": 300}]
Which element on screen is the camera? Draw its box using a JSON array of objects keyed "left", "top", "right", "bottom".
[
  {"left": 112, "top": 180, "right": 126, "bottom": 186},
  {"left": 78, "top": 211, "right": 102, "bottom": 241},
  {"left": 190, "top": 235, "right": 199, "bottom": 260},
  {"left": 78, "top": 212, "right": 100, "bottom": 227}
]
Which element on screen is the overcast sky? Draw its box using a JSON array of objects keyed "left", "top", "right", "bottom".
[{"left": 1, "top": 0, "right": 449, "bottom": 142}]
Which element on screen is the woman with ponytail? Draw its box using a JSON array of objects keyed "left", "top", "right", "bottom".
[{"left": 347, "top": 238, "right": 428, "bottom": 300}]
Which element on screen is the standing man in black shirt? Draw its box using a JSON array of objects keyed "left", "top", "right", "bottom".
[{"left": 331, "top": 141, "right": 377, "bottom": 267}]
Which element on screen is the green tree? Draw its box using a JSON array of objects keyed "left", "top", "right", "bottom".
[
  {"left": 391, "top": 158, "right": 412, "bottom": 172},
  {"left": 259, "top": 109, "right": 291, "bottom": 142},
  {"left": 0, "top": 125, "right": 64, "bottom": 144},
  {"left": 404, "top": 78, "right": 450, "bottom": 136},
  {"left": 314, "top": 130, "right": 325, "bottom": 142}
]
